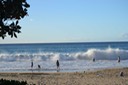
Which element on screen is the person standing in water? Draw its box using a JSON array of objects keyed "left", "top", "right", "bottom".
[
  {"left": 31, "top": 60, "right": 34, "bottom": 73},
  {"left": 56, "top": 60, "right": 60, "bottom": 72},
  {"left": 118, "top": 56, "right": 120, "bottom": 63},
  {"left": 38, "top": 64, "right": 41, "bottom": 72},
  {"left": 93, "top": 58, "right": 95, "bottom": 62},
  {"left": 31, "top": 60, "right": 33, "bottom": 69}
]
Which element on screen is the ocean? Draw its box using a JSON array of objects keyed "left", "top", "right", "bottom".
[{"left": 0, "top": 42, "right": 128, "bottom": 72}]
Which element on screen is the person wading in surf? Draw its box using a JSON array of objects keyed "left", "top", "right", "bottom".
[
  {"left": 56, "top": 60, "right": 60, "bottom": 72},
  {"left": 31, "top": 60, "right": 33, "bottom": 69},
  {"left": 118, "top": 56, "right": 120, "bottom": 63}
]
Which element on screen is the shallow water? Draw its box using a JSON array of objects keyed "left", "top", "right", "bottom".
[
  {"left": 0, "top": 60, "right": 127, "bottom": 72},
  {"left": 0, "top": 42, "right": 128, "bottom": 72}
]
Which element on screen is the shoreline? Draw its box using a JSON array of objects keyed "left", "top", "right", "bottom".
[
  {"left": 0, "top": 67, "right": 128, "bottom": 85},
  {"left": 0, "top": 66, "right": 126, "bottom": 73}
]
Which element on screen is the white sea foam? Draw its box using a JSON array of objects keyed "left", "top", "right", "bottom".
[
  {"left": 0, "top": 47, "right": 128, "bottom": 62},
  {"left": 74, "top": 47, "right": 128, "bottom": 60}
]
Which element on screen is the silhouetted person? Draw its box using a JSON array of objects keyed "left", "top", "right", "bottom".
[
  {"left": 31, "top": 60, "right": 34, "bottom": 73},
  {"left": 31, "top": 61, "right": 33, "bottom": 68},
  {"left": 38, "top": 64, "right": 41, "bottom": 69},
  {"left": 38, "top": 64, "right": 41, "bottom": 72},
  {"left": 56, "top": 60, "right": 60, "bottom": 72},
  {"left": 93, "top": 58, "right": 95, "bottom": 62},
  {"left": 118, "top": 56, "right": 120, "bottom": 63}
]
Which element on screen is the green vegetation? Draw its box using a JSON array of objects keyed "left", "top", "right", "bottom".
[
  {"left": 0, "top": 78, "right": 28, "bottom": 85},
  {"left": 0, "top": 78, "right": 36, "bottom": 85},
  {"left": 0, "top": 0, "right": 30, "bottom": 39}
]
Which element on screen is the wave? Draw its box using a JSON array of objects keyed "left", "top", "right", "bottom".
[{"left": 0, "top": 47, "right": 128, "bottom": 62}]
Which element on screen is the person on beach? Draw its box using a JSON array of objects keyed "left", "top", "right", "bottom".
[
  {"left": 38, "top": 64, "right": 41, "bottom": 72},
  {"left": 93, "top": 58, "right": 95, "bottom": 62},
  {"left": 31, "top": 60, "right": 33, "bottom": 69},
  {"left": 56, "top": 60, "right": 60, "bottom": 72},
  {"left": 118, "top": 56, "right": 120, "bottom": 63},
  {"left": 38, "top": 64, "right": 41, "bottom": 69},
  {"left": 31, "top": 60, "right": 34, "bottom": 73}
]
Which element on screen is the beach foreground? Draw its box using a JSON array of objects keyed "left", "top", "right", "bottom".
[{"left": 0, "top": 68, "right": 128, "bottom": 85}]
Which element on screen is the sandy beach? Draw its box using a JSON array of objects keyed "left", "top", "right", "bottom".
[{"left": 0, "top": 68, "right": 128, "bottom": 85}]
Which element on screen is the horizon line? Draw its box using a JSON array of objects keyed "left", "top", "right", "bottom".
[{"left": 0, "top": 40, "right": 128, "bottom": 44}]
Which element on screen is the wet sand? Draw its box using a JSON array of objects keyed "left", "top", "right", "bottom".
[{"left": 0, "top": 68, "right": 128, "bottom": 85}]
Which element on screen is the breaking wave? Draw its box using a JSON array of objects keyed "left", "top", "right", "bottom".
[{"left": 0, "top": 47, "right": 128, "bottom": 62}]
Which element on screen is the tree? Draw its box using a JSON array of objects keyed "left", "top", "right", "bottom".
[{"left": 0, "top": 0, "right": 30, "bottom": 39}]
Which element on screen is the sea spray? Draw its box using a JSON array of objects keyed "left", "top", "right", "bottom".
[
  {"left": 0, "top": 42, "right": 128, "bottom": 72},
  {"left": 0, "top": 47, "right": 128, "bottom": 62}
]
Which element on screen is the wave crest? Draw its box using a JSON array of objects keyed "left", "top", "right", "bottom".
[
  {"left": 75, "top": 47, "right": 128, "bottom": 60},
  {"left": 0, "top": 47, "right": 128, "bottom": 62}
]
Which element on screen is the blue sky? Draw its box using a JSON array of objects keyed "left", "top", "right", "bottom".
[{"left": 1, "top": 0, "right": 128, "bottom": 43}]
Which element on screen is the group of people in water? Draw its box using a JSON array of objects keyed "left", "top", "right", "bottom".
[
  {"left": 92, "top": 56, "right": 121, "bottom": 62},
  {"left": 31, "top": 60, "right": 60, "bottom": 72},
  {"left": 31, "top": 56, "right": 121, "bottom": 72}
]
